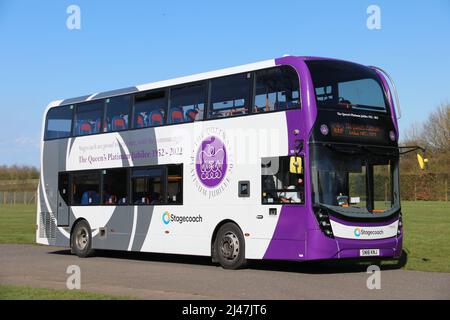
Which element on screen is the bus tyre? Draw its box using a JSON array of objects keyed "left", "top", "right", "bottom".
[
  {"left": 71, "top": 220, "right": 95, "bottom": 258},
  {"left": 215, "top": 223, "right": 247, "bottom": 270}
]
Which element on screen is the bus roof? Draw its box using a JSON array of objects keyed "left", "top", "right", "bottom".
[{"left": 44, "top": 55, "right": 364, "bottom": 112}]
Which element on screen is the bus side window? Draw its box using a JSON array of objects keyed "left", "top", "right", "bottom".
[
  {"left": 131, "top": 167, "right": 164, "bottom": 205},
  {"left": 254, "top": 66, "right": 300, "bottom": 113},
  {"left": 169, "top": 84, "right": 205, "bottom": 124},
  {"left": 71, "top": 171, "right": 101, "bottom": 205},
  {"left": 45, "top": 105, "right": 73, "bottom": 140},
  {"left": 74, "top": 101, "right": 104, "bottom": 136},
  {"left": 102, "top": 169, "right": 128, "bottom": 205},
  {"left": 133, "top": 91, "right": 166, "bottom": 128},
  {"left": 167, "top": 164, "right": 183, "bottom": 204},
  {"left": 261, "top": 156, "right": 304, "bottom": 204},
  {"left": 105, "top": 95, "right": 131, "bottom": 132},
  {"left": 209, "top": 73, "right": 251, "bottom": 119}
]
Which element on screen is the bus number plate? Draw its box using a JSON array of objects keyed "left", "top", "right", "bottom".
[{"left": 360, "top": 249, "right": 380, "bottom": 257}]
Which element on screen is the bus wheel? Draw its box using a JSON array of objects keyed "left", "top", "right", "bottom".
[
  {"left": 215, "top": 223, "right": 247, "bottom": 269},
  {"left": 71, "top": 220, "right": 95, "bottom": 258}
]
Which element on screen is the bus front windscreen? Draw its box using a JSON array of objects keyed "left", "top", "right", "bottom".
[
  {"left": 310, "top": 144, "right": 399, "bottom": 214},
  {"left": 306, "top": 60, "right": 388, "bottom": 112}
]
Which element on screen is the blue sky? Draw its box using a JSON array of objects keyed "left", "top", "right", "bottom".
[{"left": 0, "top": 0, "right": 449, "bottom": 167}]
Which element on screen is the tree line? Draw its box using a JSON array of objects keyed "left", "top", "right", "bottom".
[
  {"left": 0, "top": 165, "right": 39, "bottom": 181},
  {"left": 400, "top": 102, "right": 449, "bottom": 201}
]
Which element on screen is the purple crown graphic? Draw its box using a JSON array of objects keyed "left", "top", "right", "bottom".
[{"left": 195, "top": 136, "right": 227, "bottom": 188}]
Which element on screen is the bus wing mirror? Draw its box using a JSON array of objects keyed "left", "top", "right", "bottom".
[
  {"left": 290, "top": 156, "right": 303, "bottom": 174},
  {"left": 417, "top": 153, "right": 429, "bottom": 170}
]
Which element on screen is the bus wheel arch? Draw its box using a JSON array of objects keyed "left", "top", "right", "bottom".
[
  {"left": 70, "top": 218, "right": 95, "bottom": 258},
  {"left": 211, "top": 220, "right": 247, "bottom": 269}
]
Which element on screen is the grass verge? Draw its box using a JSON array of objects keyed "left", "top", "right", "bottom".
[{"left": 0, "top": 284, "right": 132, "bottom": 300}]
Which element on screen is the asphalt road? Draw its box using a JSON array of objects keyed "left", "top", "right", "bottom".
[{"left": 1, "top": 244, "right": 449, "bottom": 299}]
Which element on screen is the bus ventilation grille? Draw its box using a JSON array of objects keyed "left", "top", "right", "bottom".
[{"left": 39, "top": 212, "right": 56, "bottom": 239}]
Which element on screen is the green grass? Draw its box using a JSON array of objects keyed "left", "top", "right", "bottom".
[
  {"left": 0, "top": 202, "right": 449, "bottom": 272},
  {"left": 0, "top": 204, "right": 36, "bottom": 244},
  {"left": 401, "top": 201, "right": 450, "bottom": 273},
  {"left": 0, "top": 284, "right": 131, "bottom": 300}
]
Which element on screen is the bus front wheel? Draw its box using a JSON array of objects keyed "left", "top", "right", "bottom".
[
  {"left": 71, "top": 220, "right": 95, "bottom": 258},
  {"left": 214, "top": 223, "right": 247, "bottom": 269}
]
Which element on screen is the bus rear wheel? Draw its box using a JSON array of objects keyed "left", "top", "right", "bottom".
[
  {"left": 214, "top": 223, "right": 247, "bottom": 269},
  {"left": 71, "top": 220, "right": 95, "bottom": 258}
]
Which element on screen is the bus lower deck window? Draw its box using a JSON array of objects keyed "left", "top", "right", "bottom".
[{"left": 261, "top": 156, "right": 304, "bottom": 205}]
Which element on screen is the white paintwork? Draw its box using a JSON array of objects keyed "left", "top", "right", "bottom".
[
  {"left": 127, "top": 206, "right": 138, "bottom": 251},
  {"left": 136, "top": 60, "right": 275, "bottom": 92},
  {"left": 60, "top": 111, "right": 288, "bottom": 259},
  {"left": 37, "top": 58, "right": 293, "bottom": 259}
]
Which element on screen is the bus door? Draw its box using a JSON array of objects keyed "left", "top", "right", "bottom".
[{"left": 57, "top": 172, "right": 70, "bottom": 226}]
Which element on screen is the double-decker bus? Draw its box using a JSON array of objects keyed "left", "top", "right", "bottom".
[{"left": 37, "top": 55, "right": 403, "bottom": 269}]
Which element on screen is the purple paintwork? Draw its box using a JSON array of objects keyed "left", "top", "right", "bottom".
[
  {"left": 334, "top": 235, "right": 403, "bottom": 259},
  {"left": 373, "top": 68, "right": 399, "bottom": 140},
  {"left": 195, "top": 135, "right": 227, "bottom": 188},
  {"left": 264, "top": 56, "right": 317, "bottom": 261},
  {"left": 262, "top": 56, "right": 402, "bottom": 261}
]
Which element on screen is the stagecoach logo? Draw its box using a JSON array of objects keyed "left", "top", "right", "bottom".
[
  {"left": 354, "top": 227, "right": 384, "bottom": 237},
  {"left": 162, "top": 211, "right": 203, "bottom": 224},
  {"left": 191, "top": 128, "right": 233, "bottom": 199},
  {"left": 162, "top": 211, "right": 171, "bottom": 225}
]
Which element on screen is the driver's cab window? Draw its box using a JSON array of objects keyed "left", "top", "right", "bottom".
[{"left": 261, "top": 156, "right": 304, "bottom": 204}]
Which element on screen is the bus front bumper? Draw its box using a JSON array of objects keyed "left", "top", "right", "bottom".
[{"left": 306, "top": 229, "right": 403, "bottom": 260}]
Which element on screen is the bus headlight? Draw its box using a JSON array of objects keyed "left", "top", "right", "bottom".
[
  {"left": 389, "top": 130, "right": 396, "bottom": 141},
  {"left": 397, "top": 213, "right": 403, "bottom": 236},
  {"left": 314, "top": 206, "right": 334, "bottom": 238}
]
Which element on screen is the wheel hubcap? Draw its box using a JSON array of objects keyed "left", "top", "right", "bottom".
[
  {"left": 220, "top": 232, "right": 239, "bottom": 261},
  {"left": 76, "top": 227, "right": 89, "bottom": 250}
]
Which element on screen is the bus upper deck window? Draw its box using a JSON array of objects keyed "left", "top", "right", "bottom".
[
  {"left": 105, "top": 96, "right": 131, "bottom": 132},
  {"left": 254, "top": 66, "right": 300, "bottom": 113},
  {"left": 74, "top": 101, "right": 104, "bottom": 136},
  {"left": 209, "top": 73, "right": 251, "bottom": 119},
  {"left": 169, "top": 84, "right": 205, "bottom": 124},
  {"left": 133, "top": 91, "right": 166, "bottom": 128},
  {"left": 45, "top": 105, "right": 73, "bottom": 140}
]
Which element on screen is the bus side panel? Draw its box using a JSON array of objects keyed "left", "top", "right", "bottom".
[
  {"left": 43, "top": 108, "right": 292, "bottom": 259},
  {"left": 37, "top": 139, "right": 71, "bottom": 247}
]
